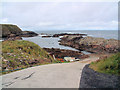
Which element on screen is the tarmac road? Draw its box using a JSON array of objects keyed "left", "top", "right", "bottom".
[{"left": 2, "top": 55, "right": 99, "bottom": 88}]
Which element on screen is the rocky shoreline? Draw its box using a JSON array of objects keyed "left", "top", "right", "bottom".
[
  {"left": 59, "top": 35, "right": 119, "bottom": 54},
  {"left": 1, "top": 24, "right": 38, "bottom": 41},
  {"left": 1, "top": 24, "right": 119, "bottom": 56},
  {"left": 43, "top": 48, "right": 89, "bottom": 61},
  {"left": 41, "top": 33, "right": 87, "bottom": 38}
]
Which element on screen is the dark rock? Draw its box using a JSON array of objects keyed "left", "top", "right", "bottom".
[
  {"left": 42, "top": 36, "right": 52, "bottom": 38},
  {"left": 21, "top": 31, "right": 38, "bottom": 37},
  {"left": 43, "top": 48, "right": 89, "bottom": 59},
  {"left": 52, "top": 33, "right": 87, "bottom": 37},
  {"left": 80, "top": 64, "right": 120, "bottom": 88}
]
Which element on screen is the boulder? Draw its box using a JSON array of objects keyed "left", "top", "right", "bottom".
[{"left": 9, "top": 34, "right": 16, "bottom": 37}]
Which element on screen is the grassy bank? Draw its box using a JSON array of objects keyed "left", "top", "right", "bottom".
[
  {"left": 89, "top": 52, "right": 120, "bottom": 76},
  {"left": 2, "top": 40, "right": 55, "bottom": 74}
]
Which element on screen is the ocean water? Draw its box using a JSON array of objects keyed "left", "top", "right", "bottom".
[
  {"left": 23, "top": 30, "right": 118, "bottom": 54},
  {"left": 35, "top": 30, "right": 118, "bottom": 40}
]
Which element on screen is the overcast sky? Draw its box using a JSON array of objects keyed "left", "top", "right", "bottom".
[{"left": 1, "top": 1, "right": 118, "bottom": 31}]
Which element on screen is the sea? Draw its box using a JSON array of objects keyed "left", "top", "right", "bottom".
[{"left": 23, "top": 30, "right": 118, "bottom": 54}]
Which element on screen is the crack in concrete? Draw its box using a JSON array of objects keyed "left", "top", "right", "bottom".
[
  {"left": 2, "top": 82, "right": 15, "bottom": 87},
  {"left": 14, "top": 76, "right": 20, "bottom": 79},
  {"left": 21, "top": 72, "right": 35, "bottom": 80}
]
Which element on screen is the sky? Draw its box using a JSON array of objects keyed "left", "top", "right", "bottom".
[{"left": 1, "top": 0, "right": 118, "bottom": 31}]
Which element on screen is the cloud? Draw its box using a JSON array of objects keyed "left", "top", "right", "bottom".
[
  {"left": 27, "top": 20, "right": 117, "bottom": 30},
  {"left": 37, "top": 22, "right": 54, "bottom": 26},
  {"left": 1, "top": 18, "right": 8, "bottom": 23},
  {"left": 2, "top": 0, "right": 119, "bottom": 2},
  {"left": 1, "top": 2, "right": 118, "bottom": 30}
]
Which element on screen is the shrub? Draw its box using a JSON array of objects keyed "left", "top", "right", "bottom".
[
  {"left": 2, "top": 40, "right": 54, "bottom": 73},
  {"left": 89, "top": 52, "right": 120, "bottom": 75}
]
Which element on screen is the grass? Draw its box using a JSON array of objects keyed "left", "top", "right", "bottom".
[
  {"left": 2, "top": 40, "right": 56, "bottom": 74},
  {"left": 89, "top": 52, "right": 120, "bottom": 76}
]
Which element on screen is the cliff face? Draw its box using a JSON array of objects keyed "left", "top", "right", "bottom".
[
  {"left": 0, "top": 24, "right": 38, "bottom": 39},
  {"left": 0, "top": 24, "right": 22, "bottom": 37},
  {"left": 21, "top": 31, "right": 38, "bottom": 37}
]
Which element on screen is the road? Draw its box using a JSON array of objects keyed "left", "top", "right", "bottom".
[{"left": 2, "top": 55, "right": 99, "bottom": 88}]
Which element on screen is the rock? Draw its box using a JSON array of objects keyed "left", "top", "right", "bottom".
[
  {"left": 59, "top": 36, "right": 119, "bottom": 54},
  {"left": 0, "top": 24, "right": 22, "bottom": 38},
  {"left": 3, "top": 59, "right": 8, "bottom": 62},
  {"left": 42, "top": 36, "right": 52, "bottom": 38},
  {"left": 0, "top": 24, "right": 38, "bottom": 40},
  {"left": 5, "top": 36, "right": 22, "bottom": 41},
  {"left": 52, "top": 33, "right": 87, "bottom": 37},
  {"left": 43, "top": 48, "right": 89, "bottom": 60},
  {"left": 9, "top": 34, "right": 16, "bottom": 37},
  {"left": 21, "top": 31, "right": 38, "bottom": 37},
  {"left": 15, "top": 36, "right": 22, "bottom": 40}
]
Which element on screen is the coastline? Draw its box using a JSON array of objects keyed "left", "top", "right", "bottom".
[{"left": 1, "top": 24, "right": 119, "bottom": 88}]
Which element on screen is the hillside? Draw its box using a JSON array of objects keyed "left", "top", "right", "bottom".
[
  {"left": 89, "top": 52, "right": 120, "bottom": 75},
  {"left": 2, "top": 40, "right": 54, "bottom": 74},
  {"left": 0, "top": 24, "right": 38, "bottom": 38},
  {"left": 0, "top": 24, "right": 22, "bottom": 37}
]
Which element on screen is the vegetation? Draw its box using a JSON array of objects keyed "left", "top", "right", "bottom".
[
  {"left": 0, "top": 24, "right": 22, "bottom": 37},
  {"left": 2, "top": 40, "right": 55, "bottom": 74},
  {"left": 89, "top": 52, "right": 120, "bottom": 76}
]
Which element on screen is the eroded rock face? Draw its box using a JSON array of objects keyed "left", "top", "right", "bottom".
[
  {"left": 21, "top": 31, "right": 38, "bottom": 37},
  {"left": 0, "top": 24, "right": 38, "bottom": 40},
  {"left": 5, "top": 36, "right": 22, "bottom": 41},
  {"left": 1, "top": 24, "right": 22, "bottom": 38},
  {"left": 4, "top": 34, "right": 22, "bottom": 41},
  {"left": 59, "top": 36, "right": 119, "bottom": 53}
]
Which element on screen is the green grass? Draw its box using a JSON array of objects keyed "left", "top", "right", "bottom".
[
  {"left": 2, "top": 40, "right": 56, "bottom": 74},
  {"left": 89, "top": 52, "right": 120, "bottom": 76}
]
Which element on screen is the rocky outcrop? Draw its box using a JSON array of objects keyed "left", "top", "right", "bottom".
[
  {"left": 5, "top": 36, "right": 22, "bottom": 41},
  {"left": 21, "top": 31, "right": 38, "bottom": 37},
  {"left": 59, "top": 36, "right": 119, "bottom": 53},
  {"left": 43, "top": 48, "right": 89, "bottom": 59},
  {"left": 52, "top": 33, "right": 87, "bottom": 37},
  {"left": 80, "top": 64, "right": 120, "bottom": 88},
  {"left": 0, "top": 24, "right": 38, "bottom": 40},
  {"left": 40, "top": 33, "right": 87, "bottom": 38},
  {"left": 0, "top": 24, "right": 22, "bottom": 38}
]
